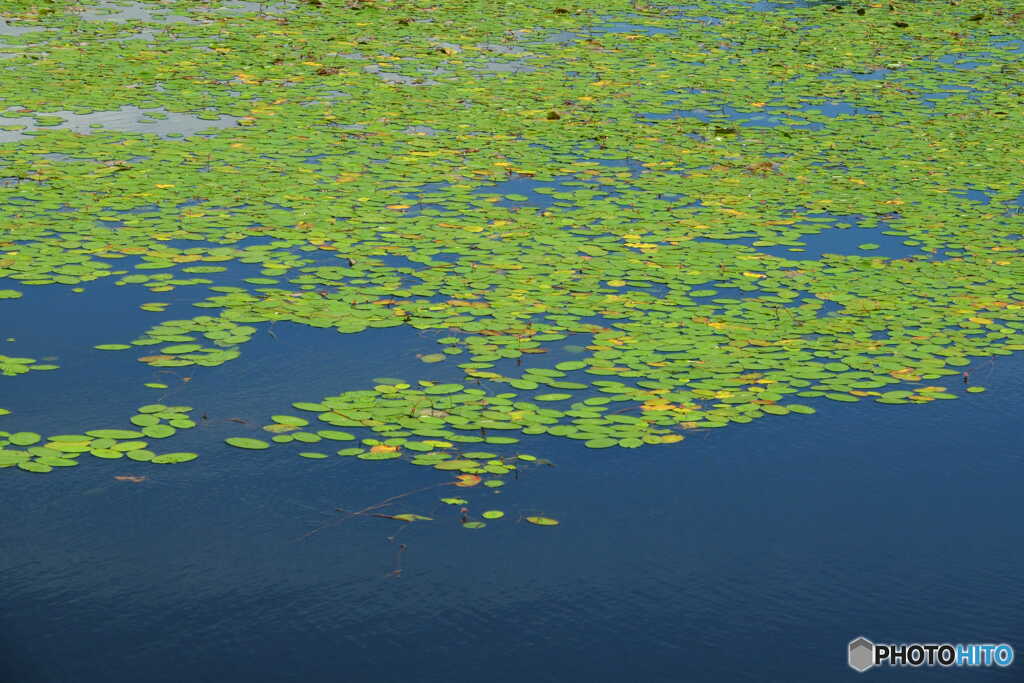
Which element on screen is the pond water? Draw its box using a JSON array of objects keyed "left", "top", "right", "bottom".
[
  {"left": 0, "top": 106, "right": 239, "bottom": 142},
  {"left": 2, "top": 307, "right": 1022, "bottom": 682},
  {"left": 1, "top": 0, "right": 1022, "bottom": 681}
]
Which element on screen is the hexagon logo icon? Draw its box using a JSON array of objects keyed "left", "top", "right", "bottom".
[{"left": 849, "top": 637, "right": 875, "bottom": 673}]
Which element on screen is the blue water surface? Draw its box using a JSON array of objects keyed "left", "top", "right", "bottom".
[{"left": 1, "top": 278, "right": 1022, "bottom": 683}]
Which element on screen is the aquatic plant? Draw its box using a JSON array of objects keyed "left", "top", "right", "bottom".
[{"left": 0, "top": 0, "right": 1020, "bottom": 526}]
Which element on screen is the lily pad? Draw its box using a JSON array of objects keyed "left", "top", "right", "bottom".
[
  {"left": 151, "top": 452, "right": 199, "bottom": 463},
  {"left": 9, "top": 432, "right": 41, "bottom": 446},
  {"left": 142, "top": 424, "right": 176, "bottom": 439},
  {"left": 525, "top": 516, "right": 560, "bottom": 527},
  {"left": 86, "top": 429, "right": 144, "bottom": 439},
  {"left": 225, "top": 437, "right": 271, "bottom": 450}
]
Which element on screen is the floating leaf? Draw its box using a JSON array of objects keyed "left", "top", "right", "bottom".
[
  {"left": 126, "top": 450, "right": 156, "bottom": 462},
  {"left": 160, "top": 344, "right": 202, "bottom": 354},
  {"left": 357, "top": 450, "right": 402, "bottom": 460},
  {"left": 36, "top": 455, "right": 78, "bottom": 467},
  {"left": 86, "top": 429, "right": 144, "bottom": 440},
  {"left": 761, "top": 404, "right": 790, "bottom": 416},
  {"left": 9, "top": 432, "right": 41, "bottom": 446},
  {"left": 317, "top": 430, "right": 355, "bottom": 441},
  {"left": 292, "top": 402, "right": 329, "bottom": 412},
  {"left": 225, "top": 437, "right": 270, "bottom": 450},
  {"left": 151, "top": 452, "right": 199, "bottom": 464},
  {"left": 142, "top": 424, "right": 176, "bottom": 439},
  {"left": 272, "top": 415, "right": 309, "bottom": 427},
  {"left": 383, "top": 513, "right": 433, "bottom": 522},
  {"left": 525, "top": 516, "right": 560, "bottom": 527}
]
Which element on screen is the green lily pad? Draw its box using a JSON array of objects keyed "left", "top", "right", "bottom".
[
  {"left": 225, "top": 437, "right": 271, "bottom": 450},
  {"left": 126, "top": 450, "right": 156, "bottom": 462},
  {"left": 151, "top": 452, "right": 199, "bottom": 463},
  {"left": 528, "top": 516, "right": 561, "bottom": 528},
  {"left": 389, "top": 513, "right": 433, "bottom": 522},
  {"left": 525, "top": 516, "right": 560, "bottom": 527},
  {"left": 142, "top": 424, "right": 176, "bottom": 439},
  {"left": 272, "top": 415, "right": 309, "bottom": 426},
  {"left": 317, "top": 430, "right": 355, "bottom": 441},
  {"left": 86, "top": 429, "right": 144, "bottom": 439},
  {"left": 292, "top": 402, "right": 329, "bottom": 412},
  {"left": 9, "top": 432, "right": 41, "bottom": 446}
]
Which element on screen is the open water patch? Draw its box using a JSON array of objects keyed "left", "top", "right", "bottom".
[
  {"left": 0, "top": 17, "right": 54, "bottom": 38},
  {"left": 587, "top": 21, "right": 678, "bottom": 36},
  {"left": 696, "top": 213, "right": 926, "bottom": 261},
  {"left": 75, "top": 1, "right": 195, "bottom": 24},
  {"left": 0, "top": 106, "right": 239, "bottom": 142},
  {"left": 639, "top": 103, "right": 823, "bottom": 130}
]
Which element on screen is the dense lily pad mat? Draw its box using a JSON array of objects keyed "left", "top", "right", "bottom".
[{"left": 1, "top": 0, "right": 1022, "bottom": 490}]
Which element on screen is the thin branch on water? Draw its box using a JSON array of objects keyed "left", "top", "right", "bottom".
[{"left": 295, "top": 481, "right": 456, "bottom": 541}]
